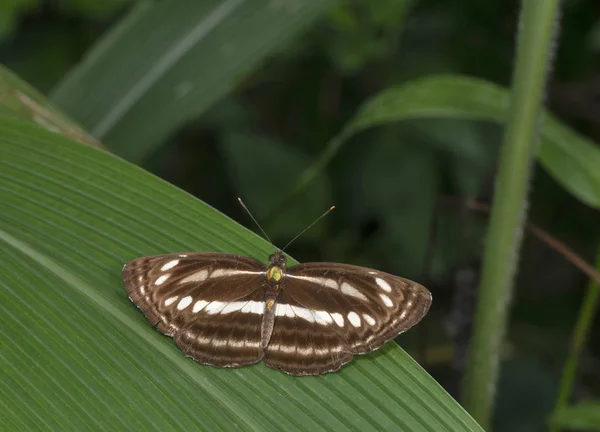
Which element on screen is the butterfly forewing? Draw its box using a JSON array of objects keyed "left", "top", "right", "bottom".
[{"left": 123, "top": 253, "right": 267, "bottom": 367}]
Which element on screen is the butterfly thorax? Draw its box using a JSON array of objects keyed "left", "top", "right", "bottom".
[
  {"left": 265, "top": 251, "right": 286, "bottom": 298},
  {"left": 266, "top": 251, "right": 286, "bottom": 293},
  {"left": 261, "top": 251, "right": 287, "bottom": 348}
]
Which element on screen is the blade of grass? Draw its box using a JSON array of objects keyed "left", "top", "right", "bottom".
[
  {"left": 0, "top": 115, "right": 483, "bottom": 431},
  {"left": 551, "top": 250, "right": 600, "bottom": 432},
  {"left": 461, "top": 1, "right": 561, "bottom": 428}
]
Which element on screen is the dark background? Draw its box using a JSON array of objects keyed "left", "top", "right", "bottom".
[{"left": 1, "top": 1, "right": 599, "bottom": 431}]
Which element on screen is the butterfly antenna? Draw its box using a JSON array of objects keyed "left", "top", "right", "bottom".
[
  {"left": 237, "top": 197, "right": 276, "bottom": 250},
  {"left": 282, "top": 206, "right": 335, "bottom": 251}
]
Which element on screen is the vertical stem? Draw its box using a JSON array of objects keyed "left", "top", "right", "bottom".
[
  {"left": 461, "top": 1, "right": 561, "bottom": 428},
  {"left": 550, "top": 250, "right": 600, "bottom": 432}
]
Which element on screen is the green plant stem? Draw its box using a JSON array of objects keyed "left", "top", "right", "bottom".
[
  {"left": 461, "top": 1, "right": 561, "bottom": 428},
  {"left": 550, "top": 250, "right": 600, "bottom": 432}
]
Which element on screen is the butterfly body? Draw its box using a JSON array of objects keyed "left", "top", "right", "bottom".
[{"left": 123, "top": 251, "right": 431, "bottom": 376}]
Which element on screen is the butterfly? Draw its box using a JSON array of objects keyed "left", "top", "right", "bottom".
[{"left": 123, "top": 203, "right": 432, "bottom": 376}]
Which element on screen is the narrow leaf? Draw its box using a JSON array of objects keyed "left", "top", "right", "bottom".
[
  {"left": 50, "top": 0, "right": 336, "bottom": 162},
  {"left": 293, "top": 75, "right": 600, "bottom": 209}
]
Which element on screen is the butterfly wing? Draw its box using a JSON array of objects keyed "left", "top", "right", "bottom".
[
  {"left": 263, "top": 262, "right": 431, "bottom": 375},
  {"left": 123, "top": 253, "right": 267, "bottom": 368},
  {"left": 263, "top": 288, "right": 354, "bottom": 375}
]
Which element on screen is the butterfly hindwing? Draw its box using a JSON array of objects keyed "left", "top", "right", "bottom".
[
  {"left": 263, "top": 289, "right": 354, "bottom": 375},
  {"left": 173, "top": 287, "right": 266, "bottom": 367},
  {"left": 123, "top": 253, "right": 267, "bottom": 367}
]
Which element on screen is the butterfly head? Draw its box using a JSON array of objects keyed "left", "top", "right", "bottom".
[{"left": 268, "top": 251, "right": 287, "bottom": 269}]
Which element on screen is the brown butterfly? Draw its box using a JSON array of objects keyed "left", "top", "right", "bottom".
[{"left": 123, "top": 202, "right": 431, "bottom": 376}]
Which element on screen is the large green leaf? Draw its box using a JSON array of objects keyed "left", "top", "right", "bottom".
[
  {"left": 291, "top": 75, "right": 600, "bottom": 209},
  {"left": 0, "top": 116, "right": 482, "bottom": 430},
  {"left": 50, "top": 0, "right": 336, "bottom": 162}
]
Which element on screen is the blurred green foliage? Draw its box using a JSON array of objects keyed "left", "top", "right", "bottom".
[
  {"left": 1, "top": 0, "right": 599, "bottom": 431},
  {"left": 0, "top": 0, "right": 39, "bottom": 40},
  {"left": 550, "top": 400, "right": 600, "bottom": 431},
  {"left": 323, "top": 0, "right": 414, "bottom": 72}
]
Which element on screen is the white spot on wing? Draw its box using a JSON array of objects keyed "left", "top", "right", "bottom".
[
  {"left": 314, "top": 310, "right": 333, "bottom": 325},
  {"left": 298, "top": 345, "right": 313, "bottom": 356},
  {"left": 363, "top": 314, "right": 376, "bottom": 326},
  {"left": 380, "top": 293, "right": 394, "bottom": 308},
  {"left": 331, "top": 312, "right": 344, "bottom": 327},
  {"left": 241, "top": 300, "right": 264, "bottom": 315},
  {"left": 276, "top": 304, "right": 334, "bottom": 325},
  {"left": 139, "top": 285, "right": 146, "bottom": 295},
  {"left": 180, "top": 269, "right": 208, "bottom": 284},
  {"left": 164, "top": 296, "right": 178, "bottom": 306},
  {"left": 155, "top": 274, "right": 170, "bottom": 285},
  {"left": 252, "top": 301, "right": 265, "bottom": 314},
  {"left": 347, "top": 311, "right": 361, "bottom": 327},
  {"left": 193, "top": 300, "right": 208, "bottom": 313},
  {"left": 245, "top": 340, "right": 260, "bottom": 349},
  {"left": 340, "top": 282, "right": 369, "bottom": 301},
  {"left": 206, "top": 301, "right": 227, "bottom": 315},
  {"left": 228, "top": 339, "right": 244, "bottom": 348},
  {"left": 279, "top": 344, "right": 296, "bottom": 354},
  {"left": 275, "top": 303, "right": 295, "bottom": 318},
  {"left": 210, "top": 268, "right": 235, "bottom": 278},
  {"left": 291, "top": 305, "right": 315, "bottom": 323},
  {"left": 221, "top": 301, "right": 246, "bottom": 314},
  {"left": 287, "top": 274, "right": 338, "bottom": 290},
  {"left": 196, "top": 334, "right": 211, "bottom": 346},
  {"left": 314, "top": 346, "right": 331, "bottom": 356},
  {"left": 275, "top": 303, "right": 285, "bottom": 317},
  {"left": 161, "top": 259, "right": 179, "bottom": 271},
  {"left": 210, "top": 269, "right": 263, "bottom": 278},
  {"left": 376, "top": 277, "right": 392, "bottom": 293},
  {"left": 177, "top": 296, "right": 193, "bottom": 310},
  {"left": 212, "top": 338, "right": 226, "bottom": 348}
]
